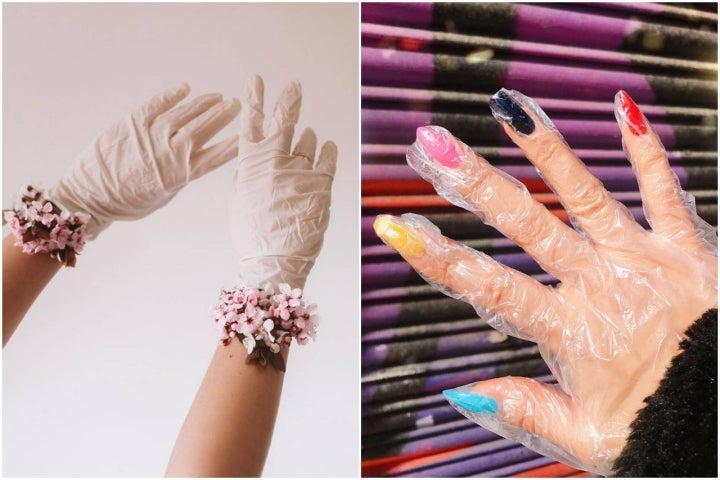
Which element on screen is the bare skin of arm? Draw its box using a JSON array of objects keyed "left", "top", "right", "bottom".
[
  {"left": 3, "top": 235, "right": 62, "bottom": 346},
  {"left": 165, "top": 341, "right": 289, "bottom": 477},
  {"left": 5, "top": 229, "right": 289, "bottom": 476}
]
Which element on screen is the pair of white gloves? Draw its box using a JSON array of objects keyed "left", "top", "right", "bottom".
[{"left": 50, "top": 75, "right": 336, "bottom": 288}]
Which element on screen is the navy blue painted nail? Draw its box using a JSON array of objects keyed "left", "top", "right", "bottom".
[
  {"left": 443, "top": 389, "right": 498, "bottom": 414},
  {"left": 489, "top": 89, "right": 535, "bottom": 135}
]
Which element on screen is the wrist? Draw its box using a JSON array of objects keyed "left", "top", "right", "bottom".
[
  {"left": 236, "top": 256, "right": 314, "bottom": 289},
  {"left": 613, "top": 309, "right": 717, "bottom": 476}
]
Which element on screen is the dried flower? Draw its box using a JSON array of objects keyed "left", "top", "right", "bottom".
[
  {"left": 3, "top": 185, "right": 88, "bottom": 267},
  {"left": 210, "top": 283, "right": 318, "bottom": 372}
]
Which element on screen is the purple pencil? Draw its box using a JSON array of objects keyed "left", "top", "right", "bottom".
[
  {"left": 362, "top": 23, "right": 716, "bottom": 75},
  {"left": 362, "top": 374, "right": 557, "bottom": 419},
  {"left": 363, "top": 403, "right": 462, "bottom": 437},
  {"left": 361, "top": 3, "right": 716, "bottom": 61},
  {"left": 363, "top": 419, "right": 500, "bottom": 457},
  {"left": 403, "top": 444, "right": 544, "bottom": 477},
  {"left": 361, "top": 108, "right": 717, "bottom": 149},
  {"left": 361, "top": 318, "right": 487, "bottom": 343},
  {"left": 479, "top": 455, "right": 558, "bottom": 477},
  {"left": 363, "top": 345, "right": 541, "bottom": 383},
  {"left": 362, "top": 357, "right": 549, "bottom": 404},
  {"left": 362, "top": 328, "right": 525, "bottom": 368},
  {"left": 362, "top": 297, "right": 476, "bottom": 331},
  {"left": 362, "top": 86, "right": 718, "bottom": 120},
  {"left": 382, "top": 440, "right": 533, "bottom": 477},
  {"left": 593, "top": 2, "right": 717, "bottom": 24},
  {"left": 362, "top": 47, "right": 716, "bottom": 106}
]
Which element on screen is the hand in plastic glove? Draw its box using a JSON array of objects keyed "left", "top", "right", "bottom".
[
  {"left": 231, "top": 75, "right": 336, "bottom": 289},
  {"left": 51, "top": 84, "right": 240, "bottom": 239},
  {"left": 373, "top": 89, "right": 717, "bottom": 475},
  {"left": 230, "top": 75, "right": 337, "bottom": 288}
]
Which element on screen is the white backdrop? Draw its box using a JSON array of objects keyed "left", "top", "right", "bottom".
[{"left": 2, "top": 3, "right": 359, "bottom": 476}]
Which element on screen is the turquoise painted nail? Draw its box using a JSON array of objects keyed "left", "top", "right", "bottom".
[{"left": 443, "top": 389, "right": 498, "bottom": 414}]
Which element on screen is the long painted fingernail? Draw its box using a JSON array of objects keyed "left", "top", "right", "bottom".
[
  {"left": 617, "top": 90, "right": 647, "bottom": 136},
  {"left": 416, "top": 126, "right": 462, "bottom": 168},
  {"left": 489, "top": 89, "right": 535, "bottom": 135},
  {"left": 443, "top": 389, "right": 498, "bottom": 414},
  {"left": 373, "top": 216, "right": 426, "bottom": 258}
]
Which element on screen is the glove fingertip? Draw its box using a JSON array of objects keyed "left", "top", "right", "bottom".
[
  {"left": 274, "top": 80, "right": 303, "bottom": 126},
  {"left": 174, "top": 82, "right": 191, "bottom": 98},
  {"left": 293, "top": 128, "right": 318, "bottom": 161},
  {"left": 241, "top": 74, "right": 265, "bottom": 142},
  {"left": 243, "top": 74, "right": 264, "bottom": 106},
  {"left": 315, "top": 141, "right": 338, "bottom": 176}
]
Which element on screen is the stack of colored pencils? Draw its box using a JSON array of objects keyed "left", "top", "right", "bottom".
[{"left": 361, "top": 2, "right": 717, "bottom": 477}]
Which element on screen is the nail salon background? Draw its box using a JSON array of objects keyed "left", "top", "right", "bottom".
[{"left": 3, "top": 3, "right": 359, "bottom": 476}]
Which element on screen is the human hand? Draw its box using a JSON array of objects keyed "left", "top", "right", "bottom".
[
  {"left": 373, "top": 89, "right": 717, "bottom": 475},
  {"left": 231, "top": 75, "right": 336, "bottom": 289},
  {"left": 50, "top": 84, "right": 240, "bottom": 239}
]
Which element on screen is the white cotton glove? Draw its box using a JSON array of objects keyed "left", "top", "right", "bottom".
[
  {"left": 50, "top": 83, "right": 240, "bottom": 239},
  {"left": 231, "top": 75, "right": 336, "bottom": 289}
]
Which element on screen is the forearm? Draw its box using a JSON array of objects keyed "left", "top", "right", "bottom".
[
  {"left": 165, "top": 340, "right": 288, "bottom": 477},
  {"left": 3, "top": 235, "right": 62, "bottom": 346},
  {"left": 613, "top": 309, "right": 718, "bottom": 477}
]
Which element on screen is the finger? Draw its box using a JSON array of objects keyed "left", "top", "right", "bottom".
[
  {"left": 489, "top": 88, "right": 646, "bottom": 244},
  {"left": 374, "top": 214, "right": 559, "bottom": 343},
  {"left": 409, "top": 125, "right": 591, "bottom": 281},
  {"left": 443, "top": 378, "right": 590, "bottom": 470},
  {"left": 291, "top": 128, "right": 317, "bottom": 169},
  {"left": 135, "top": 83, "right": 190, "bottom": 122},
  {"left": 615, "top": 90, "right": 710, "bottom": 252},
  {"left": 156, "top": 92, "right": 223, "bottom": 133},
  {"left": 315, "top": 141, "right": 338, "bottom": 177},
  {"left": 174, "top": 98, "right": 241, "bottom": 151},
  {"left": 267, "top": 80, "right": 302, "bottom": 139},
  {"left": 189, "top": 134, "right": 239, "bottom": 180},
  {"left": 240, "top": 74, "right": 265, "bottom": 142}
]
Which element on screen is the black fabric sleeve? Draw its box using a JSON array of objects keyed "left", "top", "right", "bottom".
[{"left": 613, "top": 309, "right": 717, "bottom": 477}]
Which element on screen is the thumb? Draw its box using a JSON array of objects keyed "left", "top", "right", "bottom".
[{"left": 443, "top": 377, "right": 587, "bottom": 469}]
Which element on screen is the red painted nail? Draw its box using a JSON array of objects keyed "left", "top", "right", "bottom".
[{"left": 618, "top": 90, "right": 647, "bottom": 136}]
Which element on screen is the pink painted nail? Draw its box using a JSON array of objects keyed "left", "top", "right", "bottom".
[{"left": 416, "top": 126, "right": 462, "bottom": 168}]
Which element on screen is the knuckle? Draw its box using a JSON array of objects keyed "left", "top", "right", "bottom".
[
  {"left": 508, "top": 201, "right": 552, "bottom": 248},
  {"left": 533, "top": 135, "right": 564, "bottom": 166},
  {"left": 463, "top": 162, "right": 497, "bottom": 203},
  {"left": 634, "top": 146, "right": 668, "bottom": 168},
  {"left": 569, "top": 179, "right": 612, "bottom": 219}
]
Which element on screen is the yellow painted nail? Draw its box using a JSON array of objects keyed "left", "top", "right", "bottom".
[{"left": 373, "top": 216, "right": 426, "bottom": 258}]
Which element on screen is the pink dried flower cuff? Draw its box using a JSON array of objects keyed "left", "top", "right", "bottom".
[
  {"left": 3, "top": 185, "right": 89, "bottom": 267},
  {"left": 210, "top": 283, "right": 319, "bottom": 372}
]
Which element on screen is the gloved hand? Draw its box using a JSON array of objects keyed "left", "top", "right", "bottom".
[
  {"left": 373, "top": 89, "right": 717, "bottom": 475},
  {"left": 50, "top": 84, "right": 240, "bottom": 239},
  {"left": 231, "top": 75, "right": 336, "bottom": 289}
]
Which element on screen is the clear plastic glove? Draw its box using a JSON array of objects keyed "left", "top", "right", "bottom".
[
  {"left": 231, "top": 75, "right": 336, "bottom": 289},
  {"left": 50, "top": 84, "right": 240, "bottom": 239},
  {"left": 373, "top": 89, "right": 717, "bottom": 475}
]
